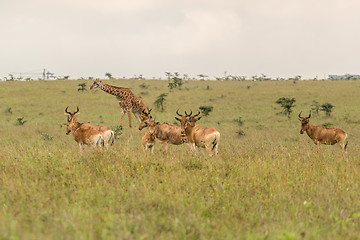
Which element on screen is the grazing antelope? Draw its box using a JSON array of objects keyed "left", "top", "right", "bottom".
[
  {"left": 138, "top": 110, "right": 185, "bottom": 154},
  {"left": 141, "top": 120, "right": 159, "bottom": 153},
  {"left": 298, "top": 111, "right": 348, "bottom": 153},
  {"left": 63, "top": 107, "right": 103, "bottom": 152},
  {"left": 176, "top": 110, "right": 220, "bottom": 157}
]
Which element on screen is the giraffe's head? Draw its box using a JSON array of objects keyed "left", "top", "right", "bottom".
[{"left": 90, "top": 79, "right": 102, "bottom": 90}]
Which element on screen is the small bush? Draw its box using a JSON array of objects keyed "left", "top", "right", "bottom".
[
  {"left": 275, "top": 97, "right": 296, "bottom": 118},
  {"left": 77, "top": 83, "right": 87, "bottom": 91},
  {"left": 112, "top": 125, "right": 123, "bottom": 139},
  {"left": 139, "top": 83, "right": 149, "bottom": 89},
  {"left": 154, "top": 93, "right": 168, "bottom": 112},
  {"left": 40, "top": 133, "right": 54, "bottom": 141},
  {"left": 17, "top": 117, "right": 27, "bottom": 125},
  {"left": 199, "top": 106, "right": 213, "bottom": 116},
  {"left": 233, "top": 117, "right": 244, "bottom": 126},
  {"left": 320, "top": 102, "right": 334, "bottom": 117}
]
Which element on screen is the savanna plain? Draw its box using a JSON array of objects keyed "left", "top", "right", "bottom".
[{"left": 1, "top": 78, "right": 360, "bottom": 239}]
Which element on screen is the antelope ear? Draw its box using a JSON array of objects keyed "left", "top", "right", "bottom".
[
  {"left": 298, "top": 117, "right": 302, "bottom": 121},
  {"left": 74, "top": 112, "right": 80, "bottom": 118},
  {"left": 64, "top": 113, "right": 70, "bottom": 116},
  {"left": 156, "top": 122, "right": 160, "bottom": 125},
  {"left": 175, "top": 117, "right": 180, "bottom": 121},
  {"left": 196, "top": 117, "right": 201, "bottom": 121},
  {"left": 61, "top": 122, "right": 67, "bottom": 125}
]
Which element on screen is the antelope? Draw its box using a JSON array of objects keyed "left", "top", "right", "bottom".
[
  {"left": 138, "top": 110, "right": 185, "bottom": 154},
  {"left": 141, "top": 119, "right": 159, "bottom": 153},
  {"left": 176, "top": 110, "right": 220, "bottom": 157},
  {"left": 64, "top": 107, "right": 115, "bottom": 148},
  {"left": 62, "top": 107, "right": 103, "bottom": 152},
  {"left": 298, "top": 111, "right": 348, "bottom": 153}
]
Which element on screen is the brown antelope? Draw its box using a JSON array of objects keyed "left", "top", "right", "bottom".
[
  {"left": 64, "top": 107, "right": 115, "bottom": 148},
  {"left": 176, "top": 110, "right": 220, "bottom": 157},
  {"left": 63, "top": 107, "right": 103, "bottom": 152},
  {"left": 298, "top": 111, "right": 348, "bottom": 153},
  {"left": 141, "top": 120, "right": 159, "bottom": 153},
  {"left": 138, "top": 110, "right": 185, "bottom": 154}
]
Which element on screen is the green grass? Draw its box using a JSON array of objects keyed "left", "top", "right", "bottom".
[{"left": 1, "top": 79, "right": 360, "bottom": 239}]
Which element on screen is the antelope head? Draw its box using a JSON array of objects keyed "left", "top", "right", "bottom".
[
  {"left": 187, "top": 111, "right": 201, "bottom": 127},
  {"left": 298, "top": 111, "right": 311, "bottom": 134},
  {"left": 63, "top": 106, "right": 80, "bottom": 135},
  {"left": 175, "top": 109, "right": 193, "bottom": 138},
  {"left": 140, "top": 108, "right": 152, "bottom": 121},
  {"left": 90, "top": 79, "right": 102, "bottom": 90}
]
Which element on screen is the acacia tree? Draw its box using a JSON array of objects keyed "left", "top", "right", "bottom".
[
  {"left": 320, "top": 103, "right": 334, "bottom": 117},
  {"left": 154, "top": 93, "right": 167, "bottom": 112},
  {"left": 276, "top": 97, "right": 296, "bottom": 118}
]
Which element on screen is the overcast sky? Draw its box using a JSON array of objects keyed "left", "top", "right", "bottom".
[{"left": 1, "top": 0, "right": 360, "bottom": 80}]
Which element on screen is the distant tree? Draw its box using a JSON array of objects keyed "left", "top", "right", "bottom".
[
  {"left": 77, "top": 82, "right": 87, "bottom": 92},
  {"left": 154, "top": 93, "right": 167, "bottom": 112},
  {"left": 276, "top": 97, "right": 296, "bottom": 118},
  {"left": 105, "top": 73, "right": 113, "bottom": 79},
  {"left": 320, "top": 102, "right": 334, "bottom": 117},
  {"left": 63, "top": 76, "right": 70, "bottom": 80},
  {"left": 17, "top": 117, "right": 27, "bottom": 125},
  {"left": 199, "top": 106, "right": 213, "bottom": 116},
  {"left": 197, "top": 74, "right": 208, "bottom": 80}
]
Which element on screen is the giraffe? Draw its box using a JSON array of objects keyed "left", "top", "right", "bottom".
[{"left": 90, "top": 79, "right": 148, "bottom": 137}]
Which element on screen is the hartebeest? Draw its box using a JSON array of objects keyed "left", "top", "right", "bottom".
[
  {"left": 138, "top": 110, "right": 185, "bottom": 154},
  {"left": 63, "top": 107, "right": 103, "bottom": 152},
  {"left": 176, "top": 110, "right": 220, "bottom": 157},
  {"left": 141, "top": 120, "right": 159, "bottom": 153},
  {"left": 64, "top": 107, "right": 115, "bottom": 148},
  {"left": 298, "top": 111, "right": 348, "bottom": 153}
]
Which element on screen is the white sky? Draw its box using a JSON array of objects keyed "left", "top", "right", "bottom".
[{"left": 1, "top": 0, "right": 360, "bottom": 79}]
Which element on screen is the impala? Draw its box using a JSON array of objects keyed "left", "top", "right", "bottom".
[
  {"left": 298, "top": 111, "right": 348, "bottom": 153},
  {"left": 176, "top": 110, "right": 220, "bottom": 157},
  {"left": 63, "top": 107, "right": 103, "bottom": 152}
]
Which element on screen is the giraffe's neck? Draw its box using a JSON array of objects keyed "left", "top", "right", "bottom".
[{"left": 100, "top": 83, "right": 131, "bottom": 98}]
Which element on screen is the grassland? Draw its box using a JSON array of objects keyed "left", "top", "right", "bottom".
[{"left": 0, "top": 78, "right": 360, "bottom": 239}]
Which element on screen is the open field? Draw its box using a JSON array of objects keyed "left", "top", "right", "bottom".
[{"left": 1, "top": 78, "right": 360, "bottom": 239}]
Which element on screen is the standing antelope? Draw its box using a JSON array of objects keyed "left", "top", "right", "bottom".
[
  {"left": 298, "top": 111, "right": 348, "bottom": 153},
  {"left": 176, "top": 110, "right": 220, "bottom": 157},
  {"left": 141, "top": 120, "right": 159, "bottom": 153},
  {"left": 139, "top": 109, "right": 186, "bottom": 154},
  {"left": 63, "top": 107, "right": 103, "bottom": 152},
  {"left": 64, "top": 107, "right": 115, "bottom": 148}
]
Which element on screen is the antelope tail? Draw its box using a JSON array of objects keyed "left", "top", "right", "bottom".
[
  {"left": 109, "top": 132, "right": 115, "bottom": 146},
  {"left": 344, "top": 135, "right": 349, "bottom": 151},
  {"left": 96, "top": 136, "right": 103, "bottom": 147},
  {"left": 211, "top": 135, "right": 218, "bottom": 151}
]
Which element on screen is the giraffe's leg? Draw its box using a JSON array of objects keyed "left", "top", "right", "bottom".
[
  {"left": 127, "top": 110, "right": 133, "bottom": 138},
  {"left": 133, "top": 111, "right": 142, "bottom": 124}
]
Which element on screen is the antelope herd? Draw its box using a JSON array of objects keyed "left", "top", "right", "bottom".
[{"left": 62, "top": 79, "right": 348, "bottom": 156}]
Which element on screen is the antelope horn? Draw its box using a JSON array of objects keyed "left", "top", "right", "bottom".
[
  {"left": 193, "top": 110, "right": 201, "bottom": 117},
  {"left": 74, "top": 106, "right": 79, "bottom": 114},
  {"left": 185, "top": 110, "right": 192, "bottom": 117},
  {"left": 176, "top": 109, "right": 183, "bottom": 117},
  {"left": 298, "top": 111, "right": 303, "bottom": 119},
  {"left": 65, "top": 106, "right": 71, "bottom": 115},
  {"left": 308, "top": 111, "right": 311, "bottom": 119},
  {"left": 148, "top": 108, "right": 152, "bottom": 113}
]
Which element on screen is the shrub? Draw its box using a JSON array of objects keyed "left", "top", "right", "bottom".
[
  {"left": 199, "top": 106, "right": 213, "bottom": 116},
  {"left": 320, "top": 102, "right": 334, "bottom": 117},
  {"left": 77, "top": 83, "right": 87, "bottom": 91},
  {"left": 233, "top": 117, "right": 244, "bottom": 126},
  {"left": 17, "top": 117, "right": 27, "bottom": 125},
  {"left": 154, "top": 93, "right": 168, "bottom": 112},
  {"left": 275, "top": 97, "right": 296, "bottom": 118}
]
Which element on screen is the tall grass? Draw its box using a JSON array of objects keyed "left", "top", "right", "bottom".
[{"left": 0, "top": 79, "right": 360, "bottom": 239}]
